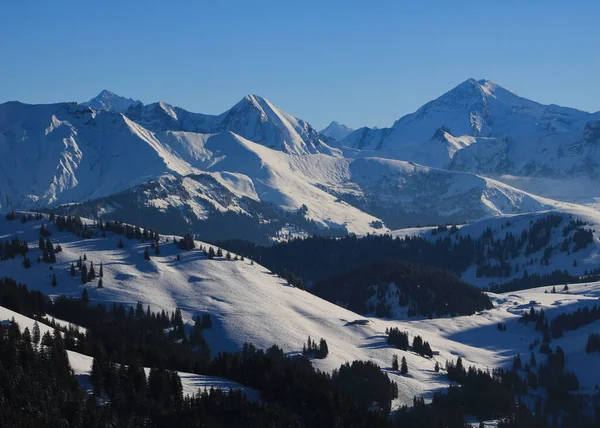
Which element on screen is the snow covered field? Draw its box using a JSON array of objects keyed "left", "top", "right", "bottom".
[{"left": 2, "top": 215, "right": 600, "bottom": 408}]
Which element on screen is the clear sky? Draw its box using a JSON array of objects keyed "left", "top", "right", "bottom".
[{"left": 1, "top": 0, "right": 598, "bottom": 130}]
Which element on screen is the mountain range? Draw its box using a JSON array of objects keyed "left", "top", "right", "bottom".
[{"left": 1, "top": 78, "right": 598, "bottom": 242}]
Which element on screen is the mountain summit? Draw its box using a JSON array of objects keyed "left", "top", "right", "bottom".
[
  {"left": 320, "top": 121, "right": 354, "bottom": 141},
  {"left": 83, "top": 89, "right": 142, "bottom": 113}
]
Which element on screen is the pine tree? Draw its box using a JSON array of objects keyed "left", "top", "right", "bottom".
[
  {"left": 392, "top": 355, "right": 399, "bottom": 370},
  {"left": 99, "top": 262, "right": 103, "bottom": 278},
  {"left": 98, "top": 278, "right": 103, "bottom": 288},
  {"left": 434, "top": 361, "right": 440, "bottom": 372},
  {"left": 39, "top": 236, "right": 45, "bottom": 250},
  {"left": 217, "top": 248, "right": 223, "bottom": 257},
  {"left": 226, "top": 251, "right": 231, "bottom": 261},
  {"left": 23, "top": 255, "right": 31, "bottom": 269},
  {"left": 400, "top": 356, "right": 408, "bottom": 374},
  {"left": 144, "top": 247, "right": 150, "bottom": 261},
  {"left": 81, "top": 288, "right": 89, "bottom": 304},
  {"left": 81, "top": 263, "right": 88, "bottom": 284},
  {"left": 88, "top": 261, "right": 96, "bottom": 281},
  {"left": 208, "top": 247, "right": 215, "bottom": 259},
  {"left": 318, "top": 338, "right": 329, "bottom": 358},
  {"left": 51, "top": 273, "right": 57, "bottom": 287},
  {"left": 118, "top": 238, "right": 124, "bottom": 249},
  {"left": 45, "top": 237, "right": 53, "bottom": 253},
  {"left": 530, "top": 351, "right": 537, "bottom": 367},
  {"left": 201, "top": 313, "right": 212, "bottom": 329},
  {"left": 32, "top": 321, "right": 40, "bottom": 345},
  {"left": 83, "top": 254, "right": 87, "bottom": 261},
  {"left": 70, "top": 263, "right": 76, "bottom": 276}
]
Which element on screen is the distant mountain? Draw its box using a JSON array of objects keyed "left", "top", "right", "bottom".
[
  {"left": 83, "top": 89, "right": 142, "bottom": 113},
  {"left": 1, "top": 81, "right": 599, "bottom": 242},
  {"left": 340, "top": 79, "right": 600, "bottom": 203},
  {"left": 320, "top": 121, "right": 353, "bottom": 141}
]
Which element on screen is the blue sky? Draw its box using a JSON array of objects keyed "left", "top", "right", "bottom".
[{"left": 1, "top": 0, "right": 598, "bottom": 130}]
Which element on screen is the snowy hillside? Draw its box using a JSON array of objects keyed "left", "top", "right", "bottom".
[
  {"left": 3, "top": 214, "right": 600, "bottom": 407},
  {"left": 392, "top": 206, "right": 600, "bottom": 288},
  {"left": 0, "top": 304, "right": 259, "bottom": 399}
]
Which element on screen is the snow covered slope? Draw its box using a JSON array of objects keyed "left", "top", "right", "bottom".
[
  {"left": 3, "top": 215, "right": 600, "bottom": 406},
  {"left": 392, "top": 206, "right": 600, "bottom": 288},
  {"left": 0, "top": 304, "right": 259, "bottom": 400},
  {"left": 317, "top": 156, "right": 571, "bottom": 229}
]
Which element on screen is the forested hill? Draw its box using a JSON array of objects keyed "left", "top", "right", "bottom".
[
  {"left": 218, "top": 209, "right": 600, "bottom": 292},
  {"left": 312, "top": 261, "right": 493, "bottom": 318}
]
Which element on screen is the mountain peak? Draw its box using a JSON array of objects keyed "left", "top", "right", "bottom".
[
  {"left": 320, "top": 121, "right": 354, "bottom": 141},
  {"left": 83, "top": 90, "right": 142, "bottom": 113}
]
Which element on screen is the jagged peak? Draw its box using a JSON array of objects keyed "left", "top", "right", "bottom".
[{"left": 84, "top": 89, "right": 142, "bottom": 113}]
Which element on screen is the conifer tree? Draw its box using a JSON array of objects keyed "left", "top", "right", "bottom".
[
  {"left": 39, "top": 236, "right": 45, "bottom": 250},
  {"left": 208, "top": 247, "right": 215, "bottom": 259},
  {"left": 23, "top": 255, "right": 31, "bottom": 269},
  {"left": 82, "top": 288, "right": 89, "bottom": 304},
  {"left": 434, "top": 361, "right": 440, "bottom": 372},
  {"left": 318, "top": 338, "right": 329, "bottom": 358},
  {"left": 217, "top": 248, "right": 223, "bottom": 257},
  {"left": 400, "top": 356, "right": 408, "bottom": 374},
  {"left": 32, "top": 321, "right": 40, "bottom": 345},
  {"left": 81, "top": 263, "right": 88, "bottom": 284},
  {"left": 144, "top": 247, "right": 150, "bottom": 261},
  {"left": 118, "top": 237, "right": 124, "bottom": 249},
  {"left": 226, "top": 251, "right": 231, "bottom": 261},
  {"left": 51, "top": 273, "right": 57, "bottom": 287},
  {"left": 99, "top": 262, "right": 103, "bottom": 278},
  {"left": 392, "top": 355, "right": 399, "bottom": 370},
  {"left": 83, "top": 254, "right": 87, "bottom": 261},
  {"left": 88, "top": 261, "right": 96, "bottom": 281},
  {"left": 98, "top": 278, "right": 103, "bottom": 288},
  {"left": 70, "top": 263, "right": 76, "bottom": 276}
]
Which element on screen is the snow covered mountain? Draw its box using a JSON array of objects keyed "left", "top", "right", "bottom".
[
  {"left": 320, "top": 121, "right": 353, "bottom": 141},
  {"left": 340, "top": 79, "right": 600, "bottom": 203},
  {"left": 1, "top": 82, "right": 599, "bottom": 241},
  {"left": 124, "top": 94, "right": 339, "bottom": 156},
  {"left": 83, "top": 89, "right": 142, "bottom": 113}
]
